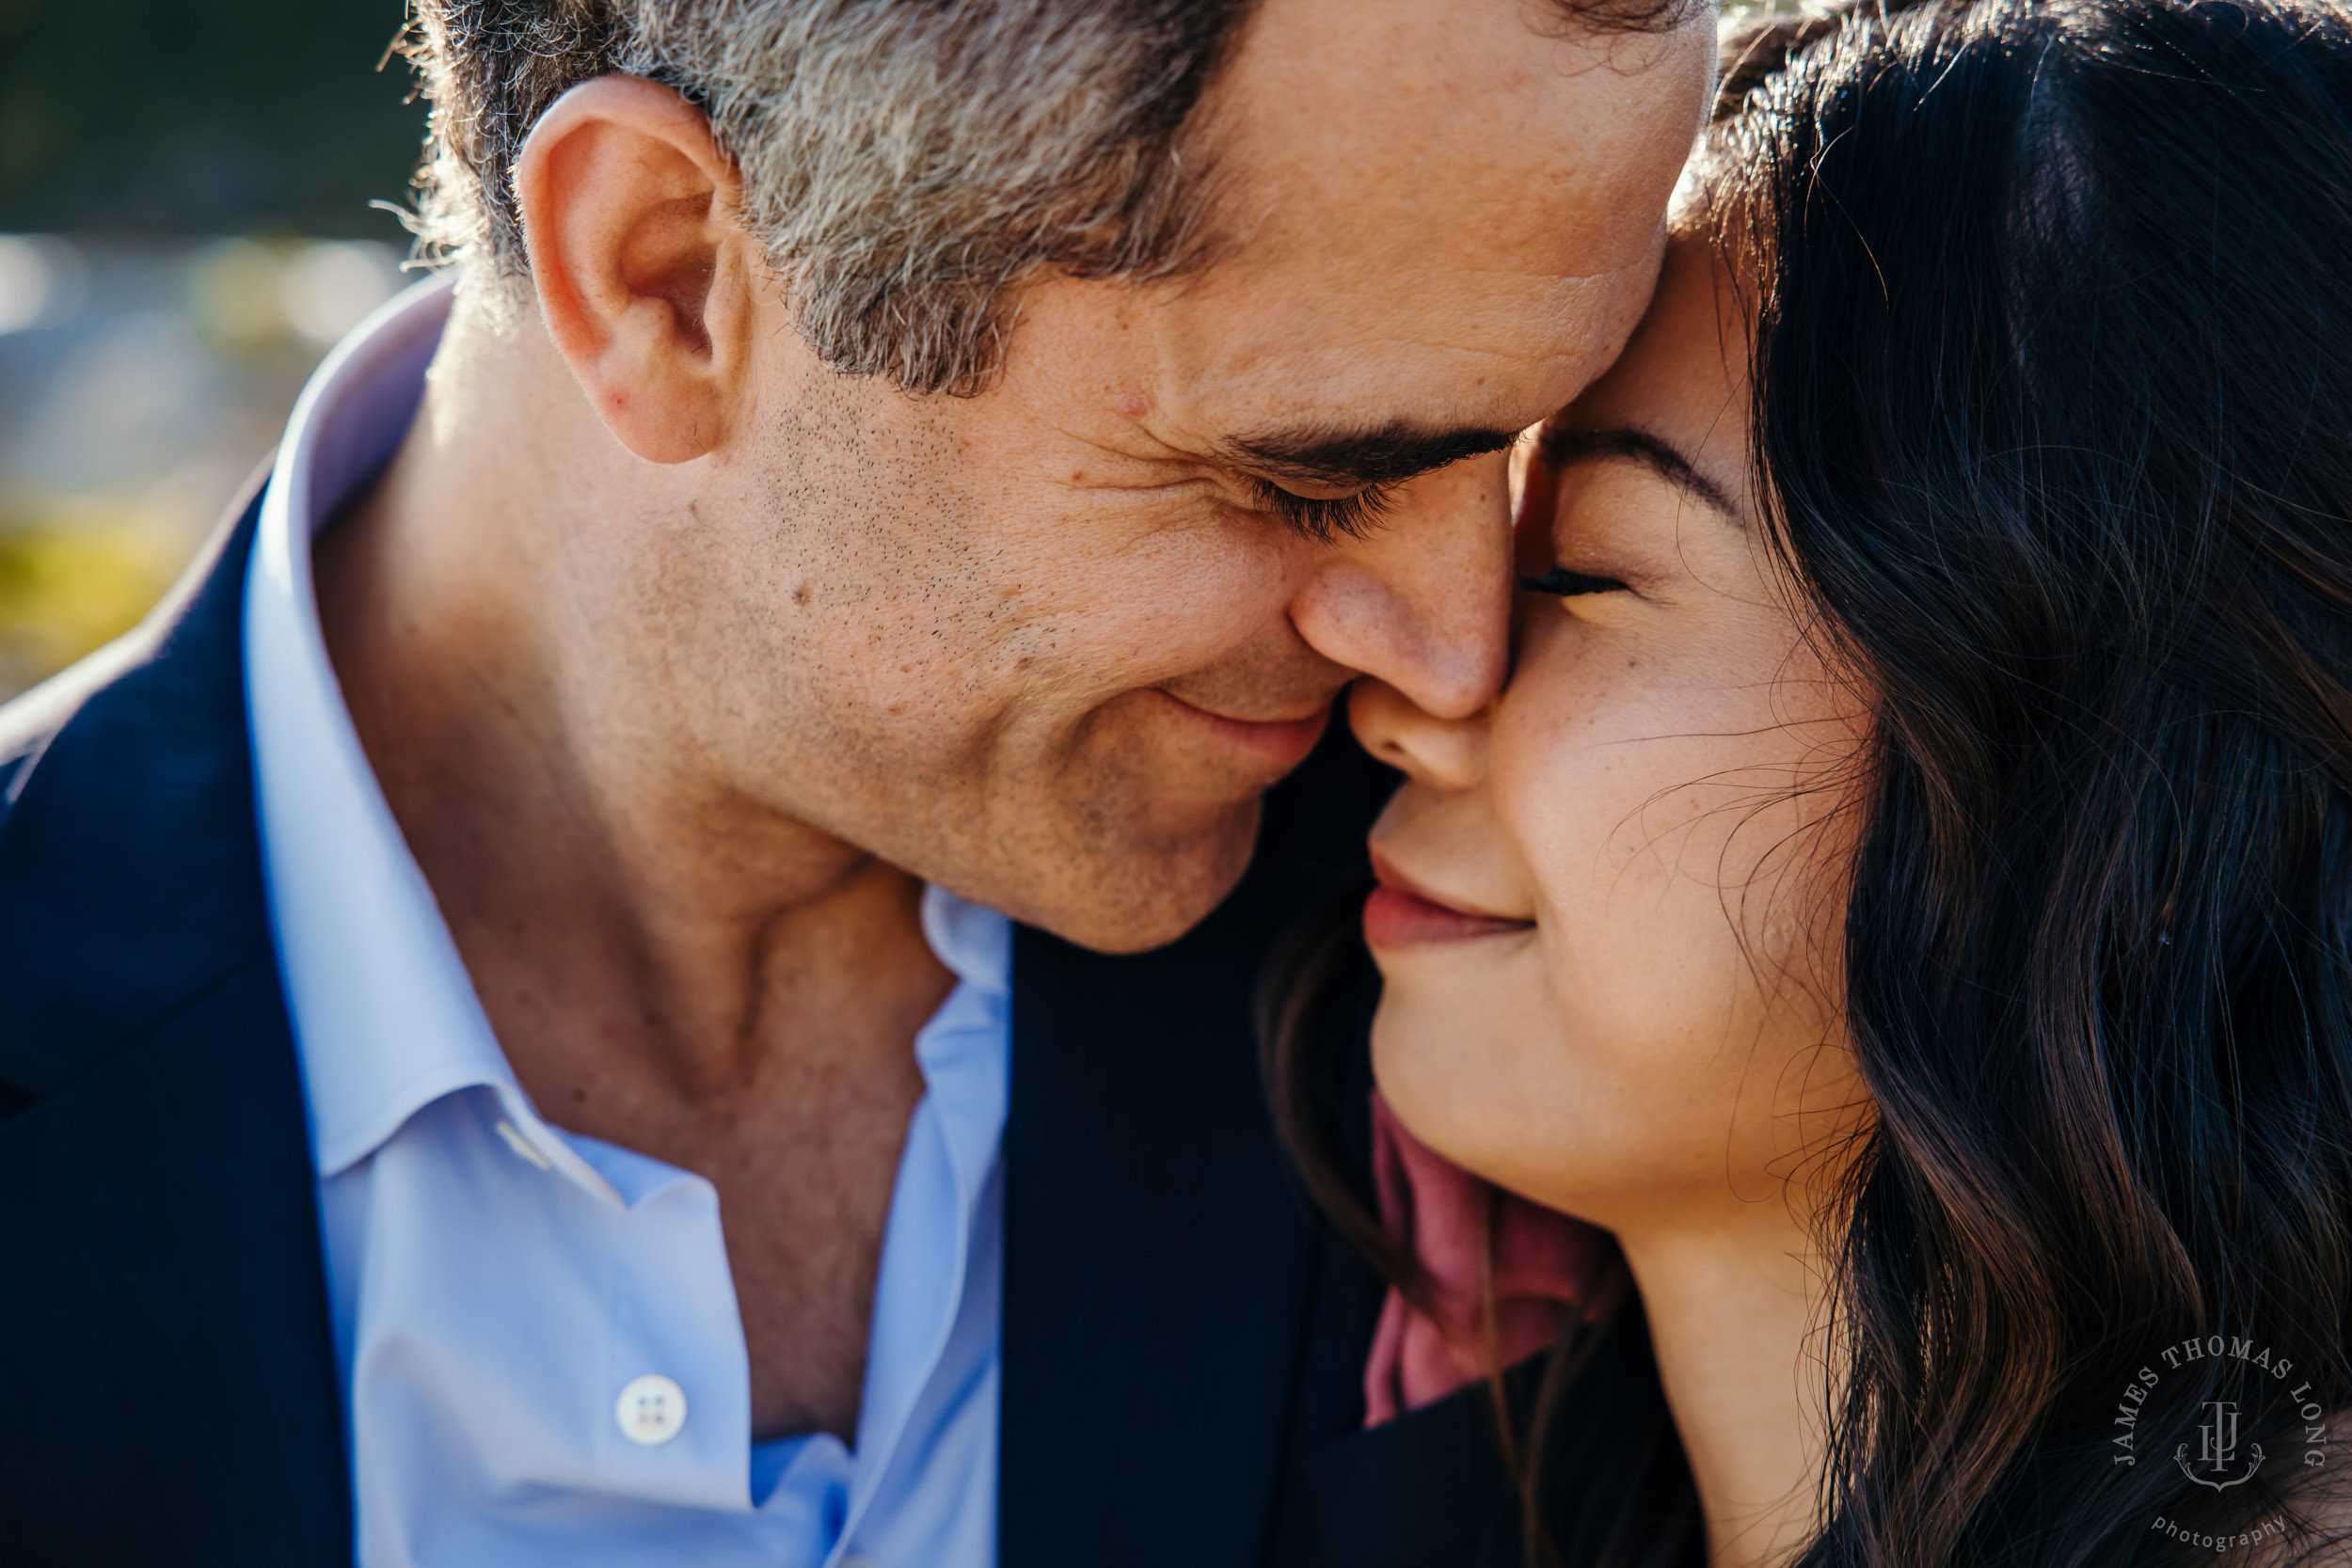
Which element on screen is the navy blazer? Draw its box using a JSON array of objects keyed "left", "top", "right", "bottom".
[{"left": 0, "top": 475, "right": 1537, "bottom": 1567}]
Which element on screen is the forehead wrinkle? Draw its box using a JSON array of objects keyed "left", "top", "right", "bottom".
[{"left": 1146, "top": 239, "right": 1650, "bottom": 369}]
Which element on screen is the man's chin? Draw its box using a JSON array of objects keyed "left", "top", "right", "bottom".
[{"left": 1007, "top": 797, "right": 1264, "bottom": 957}]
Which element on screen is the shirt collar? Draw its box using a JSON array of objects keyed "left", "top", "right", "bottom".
[
  {"left": 245, "top": 273, "right": 517, "bottom": 1182},
  {"left": 921, "top": 881, "right": 1009, "bottom": 998}
]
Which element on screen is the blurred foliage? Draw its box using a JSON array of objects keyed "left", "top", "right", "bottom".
[
  {"left": 0, "top": 511, "right": 182, "bottom": 691},
  {"left": 0, "top": 2, "right": 423, "bottom": 695},
  {"left": 0, "top": 0, "right": 426, "bottom": 238}
]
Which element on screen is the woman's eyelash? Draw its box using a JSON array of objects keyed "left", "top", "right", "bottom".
[
  {"left": 1518, "top": 565, "right": 1630, "bottom": 597},
  {"left": 1250, "top": 478, "right": 1400, "bottom": 542}
]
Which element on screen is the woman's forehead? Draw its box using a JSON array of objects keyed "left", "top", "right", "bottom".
[{"left": 1554, "top": 235, "right": 1752, "bottom": 513}]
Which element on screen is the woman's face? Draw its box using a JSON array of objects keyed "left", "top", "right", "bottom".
[{"left": 1355, "top": 232, "right": 1872, "bottom": 1234}]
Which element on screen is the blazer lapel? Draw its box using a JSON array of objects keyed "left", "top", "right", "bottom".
[
  {"left": 0, "top": 480, "right": 350, "bottom": 1566},
  {"left": 1001, "top": 723, "right": 1395, "bottom": 1566}
]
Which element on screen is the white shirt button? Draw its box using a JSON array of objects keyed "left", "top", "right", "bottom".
[{"left": 614, "top": 1373, "right": 688, "bottom": 1446}]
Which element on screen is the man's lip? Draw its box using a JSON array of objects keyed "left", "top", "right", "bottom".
[
  {"left": 1363, "top": 850, "right": 1534, "bottom": 948},
  {"left": 1149, "top": 688, "right": 1334, "bottom": 768}
]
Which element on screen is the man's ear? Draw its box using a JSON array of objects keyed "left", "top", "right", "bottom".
[{"left": 513, "top": 76, "right": 753, "bottom": 465}]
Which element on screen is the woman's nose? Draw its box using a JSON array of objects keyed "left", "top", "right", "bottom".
[{"left": 1349, "top": 676, "right": 1489, "bottom": 791}]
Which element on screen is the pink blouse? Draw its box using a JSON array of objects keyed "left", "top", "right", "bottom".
[{"left": 1360, "top": 1092, "right": 1615, "bottom": 1427}]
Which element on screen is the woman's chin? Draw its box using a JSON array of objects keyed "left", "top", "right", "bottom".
[
  {"left": 1368, "top": 981, "right": 1654, "bottom": 1228},
  {"left": 1372, "top": 992, "right": 1540, "bottom": 1183}
]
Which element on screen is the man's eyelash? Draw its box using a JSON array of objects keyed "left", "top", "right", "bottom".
[
  {"left": 1250, "top": 478, "right": 1400, "bottom": 542},
  {"left": 1518, "top": 566, "right": 1630, "bottom": 597}
]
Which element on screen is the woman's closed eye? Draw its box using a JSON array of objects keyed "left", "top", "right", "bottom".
[{"left": 1518, "top": 565, "right": 1629, "bottom": 597}]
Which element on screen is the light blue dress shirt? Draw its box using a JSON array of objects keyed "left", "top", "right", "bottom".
[{"left": 242, "top": 274, "right": 1009, "bottom": 1568}]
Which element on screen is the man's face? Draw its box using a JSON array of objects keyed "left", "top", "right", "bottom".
[{"left": 628, "top": 0, "right": 1715, "bottom": 951}]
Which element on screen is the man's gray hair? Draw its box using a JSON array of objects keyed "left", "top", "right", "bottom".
[{"left": 406, "top": 0, "right": 1255, "bottom": 394}]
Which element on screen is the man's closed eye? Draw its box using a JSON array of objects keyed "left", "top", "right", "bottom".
[{"left": 1251, "top": 478, "right": 1401, "bottom": 542}]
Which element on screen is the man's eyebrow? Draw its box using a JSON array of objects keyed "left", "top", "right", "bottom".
[
  {"left": 1539, "top": 425, "right": 1741, "bottom": 519},
  {"left": 1220, "top": 420, "right": 1523, "bottom": 489}
]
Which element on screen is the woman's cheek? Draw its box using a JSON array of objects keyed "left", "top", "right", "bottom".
[{"left": 1494, "top": 691, "right": 1780, "bottom": 1102}]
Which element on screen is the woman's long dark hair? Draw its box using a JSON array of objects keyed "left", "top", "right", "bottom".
[{"left": 1268, "top": 0, "right": 2352, "bottom": 1562}]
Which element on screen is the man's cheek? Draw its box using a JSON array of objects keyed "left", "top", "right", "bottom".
[
  {"left": 989, "top": 594, "right": 1269, "bottom": 707},
  {"left": 1127, "top": 554, "right": 1300, "bottom": 671}
]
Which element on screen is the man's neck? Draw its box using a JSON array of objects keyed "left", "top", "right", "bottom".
[{"left": 311, "top": 303, "right": 954, "bottom": 1441}]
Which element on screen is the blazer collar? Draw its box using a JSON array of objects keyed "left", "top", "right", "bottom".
[
  {"left": 0, "top": 474, "right": 280, "bottom": 1089},
  {"left": 0, "top": 476, "right": 352, "bottom": 1564}
]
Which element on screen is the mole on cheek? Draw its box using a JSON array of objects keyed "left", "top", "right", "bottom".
[{"left": 1114, "top": 394, "right": 1147, "bottom": 420}]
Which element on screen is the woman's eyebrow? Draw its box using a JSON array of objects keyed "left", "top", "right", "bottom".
[{"left": 1538, "top": 425, "right": 1740, "bottom": 519}]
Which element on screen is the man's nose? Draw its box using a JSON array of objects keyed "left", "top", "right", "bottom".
[
  {"left": 1348, "top": 675, "right": 1488, "bottom": 792},
  {"left": 1286, "top": 453, "right": 1511, "bottom": 719}
]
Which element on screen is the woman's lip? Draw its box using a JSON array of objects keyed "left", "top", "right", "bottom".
[
  {"left": 1149, "top": 688, "right": 1333, "bottom": 769},
  {"left": 1363, "top": 852, "right": 1534, "bottom": 948}
]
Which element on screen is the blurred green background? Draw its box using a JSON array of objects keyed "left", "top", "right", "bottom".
[{"left": 0, "top": 0, "right": 425, "bottom": 696}]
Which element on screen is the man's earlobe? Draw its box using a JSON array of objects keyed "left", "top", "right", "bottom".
[{"left": 513, "top": 75, "right": 752, "bottom": 465}]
